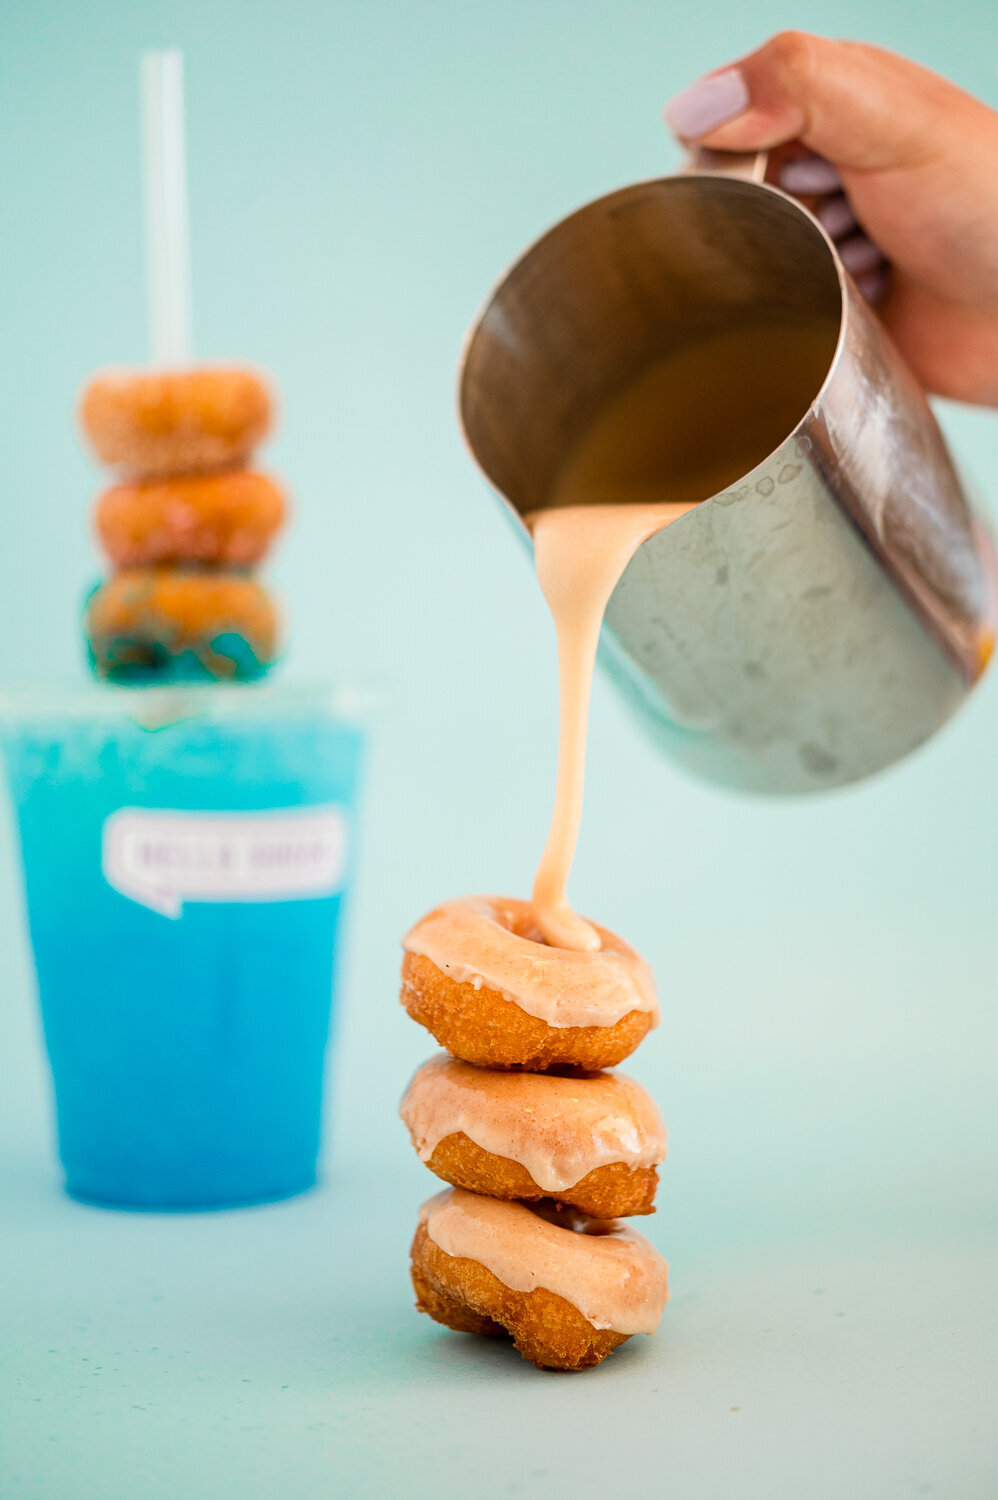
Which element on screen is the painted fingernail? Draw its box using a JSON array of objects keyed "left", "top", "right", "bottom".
[
  {"left": 816, "top": 194, "right": 857, "bottom": 239},
  {"left": 838, "top": 234, "right": 884, "bottom": 275},
  {"left": 779, "top": 156, "right": 842, "bottom": 193},
  {"left": 664, "top": 68, "right": 750, "bottom": 138},
  {"left": 856, "top": 268, "right": 889, "bottom": 305}
]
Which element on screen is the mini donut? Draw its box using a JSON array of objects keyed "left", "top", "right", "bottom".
[
  {"left": 411, "top": 1188, "right": 669, "bottom": 1371},
  {"left": 79, "top": 366, "right": 273, "bottom": 478},
  {"left": 401, "top": 897, "right": 658, "bottom": 1071},
  {"left": 401, "top": 1054, "right": 666, "bottom": 1217},
  {"left": 84, "top": 568, "right": 280, "bottom": 683},
  {"left": 94, "top": 469, "right": 288, "bottom": 568}
]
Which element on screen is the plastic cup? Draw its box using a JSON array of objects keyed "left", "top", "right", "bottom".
[{"left": 1, "top": 681, "right": 367, "bottom": 1211}]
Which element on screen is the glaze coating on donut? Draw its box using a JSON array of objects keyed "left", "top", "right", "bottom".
[
  {"left": 400, "top": 1054, "right": 666, "bottom": 1216},
  {"left": 95, "top": 469, "right": 287, "bottom": 568},
  {"left": 411, "top": 1188, "right": 669, "bottom": 1370},
  {"left": 84, "top": 568, "right": 280, "bottom": 682},
  {"left": 403, "top": 897, "right": 658, "bottom": 1029},
  {"left": 411, "top": 1223, "right": 627, "bottom": 1370},
  {"left": 401, "top": 951, "right": 653, "bottom": 1070},
  {"left": 79, "top": 366, "right": 273, "bottom": 478}
]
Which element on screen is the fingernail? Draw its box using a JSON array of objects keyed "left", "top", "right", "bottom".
[
  {"left": 779, "top": 156, "right": 842, "bottom": 194},
  {"left": 664, "top": 68, "right": 750, "bottom": 138},
  {"left": 816, "top": 194, "right": 857, "bottom": 239},
  {"left": 838, "top": 234, "right": 884, "bottom": 275}
]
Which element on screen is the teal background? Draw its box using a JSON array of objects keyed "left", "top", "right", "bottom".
[{"left": 1, "top": 2, "right": 996, "bottom": 1497}]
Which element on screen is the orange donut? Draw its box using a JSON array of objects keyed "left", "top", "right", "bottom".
[
  {"left": 84, "top": 568, "right": 280, "bottom": 682},
  {"left": 400, "top": 1054, "right": 666, "bottom": 1217},
  {"left": 79, "top": 366, "right": 273, "bottom": 478},
  {"left": 411, "top": 1188, "right": 669, "bottom": 1371},
  {"left": 94, "top": 469, "right": 287, "bottom": 568},
  {"left": 401, "top": 897, "right": 659, "bottom": 1071}
]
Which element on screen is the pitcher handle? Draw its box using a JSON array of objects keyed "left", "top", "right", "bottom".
[{"left": 682, "top": 146, "right": 768, "bottom": 183}]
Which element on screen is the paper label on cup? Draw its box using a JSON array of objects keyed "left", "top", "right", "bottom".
[{"left": 101, "top": 806, "right": 348, "bottom": 918}]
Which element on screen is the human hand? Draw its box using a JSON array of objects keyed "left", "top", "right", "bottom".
[{"left": 665, "top": 33, "right": 998, "bottom": 407}]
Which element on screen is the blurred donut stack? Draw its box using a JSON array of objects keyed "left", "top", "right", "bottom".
[{"left": 79, "top": 365, "right": 286, "bottom": 683}]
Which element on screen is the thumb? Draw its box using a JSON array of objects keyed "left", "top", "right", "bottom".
[{"left": 665, "top": 32, "right": 985, "bottom": 174}]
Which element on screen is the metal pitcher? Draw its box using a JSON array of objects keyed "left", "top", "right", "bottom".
[{"left": 458, "top": 150, "right": 996, "bottom": 795}]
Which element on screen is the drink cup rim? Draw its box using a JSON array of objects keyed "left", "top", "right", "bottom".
[{"left": 0, "top": 678, "right": 380, "bottom": 730}]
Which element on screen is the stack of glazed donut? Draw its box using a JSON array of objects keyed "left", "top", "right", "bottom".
[
  {"left": 399, "top": 896, "right": 670, "bottom": 1371},
  {"left": 78, "top": 366, "right": 286, "bottom": 682}
]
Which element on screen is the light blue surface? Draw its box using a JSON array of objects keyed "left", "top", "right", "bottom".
[{"left": 1, "top": 2, "right": 997, "bottom": 1497}]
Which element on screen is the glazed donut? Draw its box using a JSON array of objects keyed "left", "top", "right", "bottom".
[
  {"left": 401, "top": 897, "right": 658, "bottom": 1071},
  {"left": 79, "top": 366, "right": 273, "bottom": 478},
  {"left": 94, "top": 469, "right": 288, "bottom": 568},
  {"left": 411, "top": 1188, "right": 669, "bottom": 1370},
  {"left": 84, "top": 568, "right": 280, "bottom": 682},
  {"left": 401, "top": 1054, "right": 666, "bottom": 1218}
]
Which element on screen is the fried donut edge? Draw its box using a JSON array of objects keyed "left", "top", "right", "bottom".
[
  {"left": 401, "top": 951, "right": 653, "bottom": 1070},
  {"left": 422, "top": 1132, "right": 658, "bottom": 1217}
]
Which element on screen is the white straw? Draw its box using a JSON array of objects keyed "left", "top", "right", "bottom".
[{"left": 141, "top": 50, "right": 192, "bottom": 365}]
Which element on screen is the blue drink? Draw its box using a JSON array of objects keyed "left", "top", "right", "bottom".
[{"left": 2, "top": 683, "right": 365, "bottom": 1210}]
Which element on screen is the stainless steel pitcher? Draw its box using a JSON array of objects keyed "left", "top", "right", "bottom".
[{"left": 458, "top": 150, "right": 996, "bottom": 795}]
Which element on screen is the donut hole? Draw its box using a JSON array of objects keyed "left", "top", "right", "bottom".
[
  {"left": 488, "top": 897, "right": 617, "bottom": 954},
  {"left": 526, "top": 1199, "right": 623, "bottom": 1237},
  {"left": 541, "top": 1065, "right": 605, "bottom": 1081},
  {"left": 494, "top": 900, "right": 547, "bottom": 945}
]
